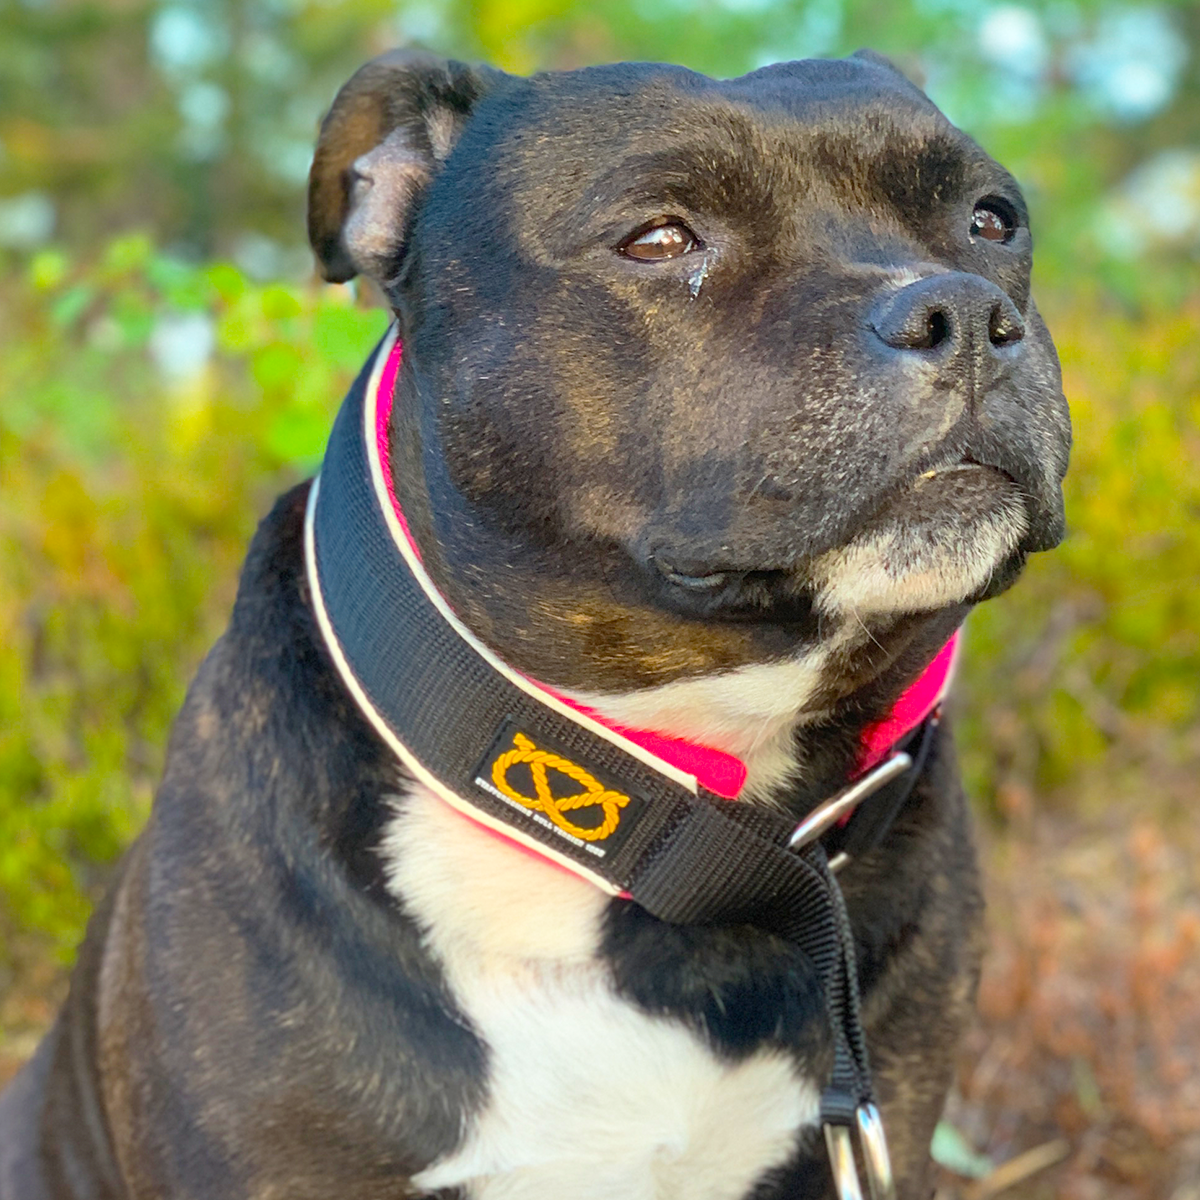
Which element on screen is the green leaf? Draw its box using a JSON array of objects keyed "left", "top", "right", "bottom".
[
  {"left": 265, "top": 405, "right": 330, "bottom": 468},
  {"left": 49, "top": 284, "right": 93, "bottom": 327},
  {"left": 206, "top": 262, "right": 248, "bottom": 304},
  {"left": 103, "top": 233, "right": 155, "bottom": 275},
  {"left": 146, "top": 255, "right": 209, "bottom": 309},
  {"left": 29, "top": 249, "right": 68, "bottom": 291},
  {"left": 931, "top": 1122, "right": 993, "bottom": 1180}
]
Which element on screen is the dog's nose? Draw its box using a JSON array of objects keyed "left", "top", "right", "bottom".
[{"left": 868, "top": 273, "right": 1024, "bottom": 384}]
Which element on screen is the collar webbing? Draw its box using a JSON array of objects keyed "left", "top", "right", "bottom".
[
  {"left": 363, "top": 326, "right": 754, "bottom": 799},
  {"left": 307, "top": 326, "right": 733, "bottom": 895},
  {"left": 305, "top": 326, "right": 957, "bottom": 892}
]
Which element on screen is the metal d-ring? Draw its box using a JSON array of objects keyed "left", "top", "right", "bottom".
[
  {"left": 824, "top": 1123, "right": 865, "bottom": 1200},
  {"left": 788, "top": 752, "right": 913, "bottom": 852},
  {"left": 857, "top": 1103, "right": 897, "bottom": 1200},
  {"left": 824, "top": 1105, "right": 897, "bottom": 1200}
]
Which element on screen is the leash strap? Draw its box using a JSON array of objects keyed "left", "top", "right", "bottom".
[{"left": 306, "top": 328, "right": 944, "bottom": 1199}]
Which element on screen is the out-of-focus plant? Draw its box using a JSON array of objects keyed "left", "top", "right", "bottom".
[
  {"left": 0, "top": 235, "right": 386, "bottom": 963},
  {"left": 959, "top": 292, "right": 1200, "bottom": 817}
]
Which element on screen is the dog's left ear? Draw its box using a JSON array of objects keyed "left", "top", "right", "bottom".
[{"left": 307, "top": 50, "right": 502, "bottom": 284}]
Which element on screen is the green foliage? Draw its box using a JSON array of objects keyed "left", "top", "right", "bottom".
[
  {"left": 0, "top": 243, "right": 386, "bottom": 962},
  {"left": 959, "top": 293, "right": 1200, "bottom": 815}
]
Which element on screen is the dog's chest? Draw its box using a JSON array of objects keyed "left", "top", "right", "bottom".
[{"left": 384, "top": 787, "right": 818, "bottom": 1200}]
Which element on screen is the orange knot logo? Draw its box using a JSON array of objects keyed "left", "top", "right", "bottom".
[{"left": 491, "top": 732, "right": 630, "bottom": 842}]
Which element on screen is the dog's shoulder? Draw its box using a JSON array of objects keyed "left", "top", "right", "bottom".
[{"left": 42, "top": 485, "right": 490, "bottom": 1195}]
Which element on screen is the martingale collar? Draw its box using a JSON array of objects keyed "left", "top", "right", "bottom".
[{"left": 304, "top": 325, "right": 958, "bottom": 1199}]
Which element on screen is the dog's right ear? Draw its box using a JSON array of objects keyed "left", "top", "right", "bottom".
[{"left": 307, "top": 50, "right": 500, "bottom": 284}]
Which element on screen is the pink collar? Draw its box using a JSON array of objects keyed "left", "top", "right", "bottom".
[
  {"left": 550, "top": 630, "right": 957, "bottom": 798},
  {"left": 374, "top": 333, "right": 958, "bottom": 802}
]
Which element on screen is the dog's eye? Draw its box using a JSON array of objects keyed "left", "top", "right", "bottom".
[
  {"left": 970, "top": 199, "right": 1018, "bottom": 244},
  {"left": 619, "top": 221, "right": 701, "bottom": 261}
]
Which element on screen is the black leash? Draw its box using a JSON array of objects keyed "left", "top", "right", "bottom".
[{"left": 306, "top": 329, "right": 932, "bottom": 1199}]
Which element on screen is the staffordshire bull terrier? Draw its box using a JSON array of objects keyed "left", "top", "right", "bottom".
[{"left": 0, "top": 49, "right": 1070, "bottom": 1200}]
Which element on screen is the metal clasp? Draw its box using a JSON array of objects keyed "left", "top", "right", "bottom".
[
  {"left": 824, "top": 1103, "right": 897, "bottom": 1200},
  {"left": 788, "top": 752, "right": 913, "bottom": 870}
]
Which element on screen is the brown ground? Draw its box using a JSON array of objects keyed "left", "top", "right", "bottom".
[{"left": 935, "top": 801, "right": 1200, "bottom": 1200}]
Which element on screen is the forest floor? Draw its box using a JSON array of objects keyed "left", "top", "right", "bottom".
[{"left": 934, "top": 799, "right": 1200, "bottom": 1200}]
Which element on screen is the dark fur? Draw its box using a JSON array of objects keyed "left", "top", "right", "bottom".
[{"left": 1, "top": 50, "right": 1069, "bottom": 1200}]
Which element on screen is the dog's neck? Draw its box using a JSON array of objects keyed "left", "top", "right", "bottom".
[
  {"left": 378, "top": 330, "right": 958, "bottom": 809},
  {"left": 567, "top": 628, "right": 959, "bottom": 803}
]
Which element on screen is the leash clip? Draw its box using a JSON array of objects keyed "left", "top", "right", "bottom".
[
  {"left": 788, "top": 751, "right": 913, "bottom": 867},
  {"left": 824, "top": 1102, "right": 897, "bottom": 1200}
]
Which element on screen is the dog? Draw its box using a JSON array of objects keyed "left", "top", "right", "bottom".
[{"left": 0, "top": 49, "right": 1070, "bottom": 1200}]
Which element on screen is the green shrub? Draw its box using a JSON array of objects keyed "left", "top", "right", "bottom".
[
  {"left": 959, "top": 295, "right": 1200, "bottom": 817},
  {"left": 0, "top": 237, "right": 385, "bottom": 963}
]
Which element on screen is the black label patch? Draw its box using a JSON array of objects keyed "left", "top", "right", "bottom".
[{"left": 473, "top": 718, "right": 647, "bottom": 861}]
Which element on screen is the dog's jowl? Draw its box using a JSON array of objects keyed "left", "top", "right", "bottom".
[{"left": 0, "top": 51, "right": 1070, "bottom": 1200}]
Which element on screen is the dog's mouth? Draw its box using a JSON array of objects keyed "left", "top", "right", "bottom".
[
  {"left": 914, "top": 454, "right": 1016, "bottom": 489},
  {"left": 905, "top": 456, "right": 1020, "bottom": 510},
  {"left": 912, "top": 440, "right": 1065, "bottom": 555},
  {"left": 647, "top": 554, "right": 817, "bottom": 625},
  {"left": 917, "top": 457, "right": 1003, "bottom": 481},
  {"left": 641, "top": 452, "right": 1036, "bottom": 625}
]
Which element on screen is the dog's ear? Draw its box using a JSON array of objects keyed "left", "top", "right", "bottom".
[{"left": 307, "top": 50, "right": 500, "bottom": 284}]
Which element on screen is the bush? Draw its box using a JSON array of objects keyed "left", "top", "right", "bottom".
[
  {"left": 0, "top": 237, "right": 386, "bottom": 964},
  {"left": 959, "top": 292, "right": 1200, "bottom": 817}
]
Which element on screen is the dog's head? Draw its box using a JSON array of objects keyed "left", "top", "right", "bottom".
[{"left": 308, "top": 51, "right": 1070, "bottom": 783}]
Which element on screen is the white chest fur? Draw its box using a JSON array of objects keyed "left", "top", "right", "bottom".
[{"left": 383, "top": 786, "right": 818, "bottom": 1200}]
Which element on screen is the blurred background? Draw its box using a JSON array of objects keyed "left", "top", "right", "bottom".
[{"left": 0, "top": 1, "right": 1196, "bottom": 1196}]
